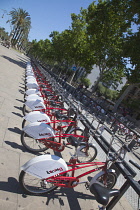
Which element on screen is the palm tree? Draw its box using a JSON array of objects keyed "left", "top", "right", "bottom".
[{"left": 8, "top": 8, "right": 31, "bottom": 50}]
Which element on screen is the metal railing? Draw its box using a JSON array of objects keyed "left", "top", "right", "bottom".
[{"left": 33, "top": 60, "right": 140, "bottom": 210}]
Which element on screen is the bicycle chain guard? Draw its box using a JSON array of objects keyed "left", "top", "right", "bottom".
[
  {"left": 48, "top": 176, "right": 79, "bottom": 188},
  {"left": 43, "top": 139, "right": 65, "bottom": 152}
]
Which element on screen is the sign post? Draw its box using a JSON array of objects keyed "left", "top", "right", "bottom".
[
  {"left": 69, "top": 65, "right": 77, "bottom": 84},
  {"left": 72, "top": 66, "right": 77, "bottom": 71}
]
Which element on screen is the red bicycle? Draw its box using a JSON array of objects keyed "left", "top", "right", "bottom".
[
  {"left": 20, "top": 117, "right": 97, "bottom": 163},
  {"left": 19, "top": 136, "right": 127, "bottom": 196}
]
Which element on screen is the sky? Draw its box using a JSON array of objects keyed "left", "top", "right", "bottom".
[{"left": 0, "top": 0, "right": 98, "bottom": 42}]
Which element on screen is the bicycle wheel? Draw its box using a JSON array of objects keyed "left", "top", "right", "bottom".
[
  {"left": 22, "top": 119, "right": 29, "bottom": 128},
  {"left": 23, "top": 104, "right": 31, "bottom": 116},
  {"left": 24, "top": 93, "right": 27, "bottom": 100},
  {"left": 96, "top": 172, "right": 117, "bottom": 189},
  {"left": 19, "top": 170, "right": 58, "bottom": 195},
  {"left": 67, "top": 128, "right": 85, "bottom": 143},
  {"left": 21, "top": 131, "right": 48, "bottom": 153},
  {"left": 77, "top": 145, "right": 97, "bottom": 163}
]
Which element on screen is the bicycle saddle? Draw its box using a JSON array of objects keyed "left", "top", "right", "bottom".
[
  {"left": 68, "top": 136, "right": 85, "bottom": 147},
  {"left": 50, "top": 101, "right": 63, "bottom": 107},
  {"left": 44, "top": 90, "right": 53, "bottom": 96},
  {"left": 40, "top": 84, "right": 46, "bottom": 88},
  {"left": 90, "top": 183, "right": 120, "bottom": 206},
  {"left": 55, "top": 111, "right": 68, "bottom": 120}
]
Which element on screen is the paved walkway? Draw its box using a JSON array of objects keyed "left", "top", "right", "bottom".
[{"left": 0, "top": 45, "right": 134, "bottom": 210}]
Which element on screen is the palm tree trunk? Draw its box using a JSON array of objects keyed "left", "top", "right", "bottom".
[
  {"left": 11, "top": 25, "right": 19, "bottom": 45},
  {"left": 13, "top": 27, "right": 21, "bottom": 46},
  {"left": 15, "top": 29, "right": 23, "bottom": 47}
]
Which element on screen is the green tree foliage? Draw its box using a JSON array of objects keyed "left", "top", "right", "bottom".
[
  {"left": 97, "top": 83, "right": 106, "bottom": 96},
  {"left": 28, "top": 38, "right": 52, "bottom": 63},
  {"left": 29, "top": 8, "right": 95, "bottom": 78},
  {"left": 0, "top": 27, "right": 9, "bottom": 41},
  {"left": 86, "top": 0, "right": 130, "bottom": 91},
  {"left": 127, "top": 99, "right": 140, "bottom": 111},
  {"left": 80, "top": 77, "right": 91, "bottom": 87},
  {"left": 124, "top": 30, "right": 140, "bottom": 83},
  {"left": 97, "top": 83, "right": 119, "bottom": 100},
  {"left": 28, "top": 0, "right": 140, "bottom": 87},
  {"left": 69, "top": 10, "right": 95, "bottom": 72},
  {"left": 114, "top": 0, "right": 140, "bottom": 83}
]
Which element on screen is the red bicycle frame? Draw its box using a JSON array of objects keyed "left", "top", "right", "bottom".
[
  {"left": 44, "top": 158, "right": 107, "bottom": 188},
  {"left": 36, "top": 121, "right": 88, "bottom": 152}
]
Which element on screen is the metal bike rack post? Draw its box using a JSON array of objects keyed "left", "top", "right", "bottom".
[
  {"left": 106, "top": 180, "right": 131, "bottom": 210},
  {"left": 107, "top": 175, "right": 140, "bottom": 210},
  {"left": 128, "top": 139, "right": 136, "bottom": 150}
]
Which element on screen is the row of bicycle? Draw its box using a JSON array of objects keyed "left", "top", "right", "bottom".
[
  {"left": 58, "top": 74, "right": 139, "bottom": 149},
  {"left": 72, "top": 87, "right": 140, "bottom": 151},
  {"left": 19, "top": 61, "right": 134, "bottom": 209}
]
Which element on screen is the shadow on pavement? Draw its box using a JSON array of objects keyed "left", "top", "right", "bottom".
[
  {"left": 4, "top": 141, "right": 26, "bottom": 152},
  {"left": 16, "top": 54, "right": 29, "bottom": 64},
  {"left": 0, "top": 177, "right": 23, "bottom": 195},
  {"left": 12, "top": 112, "right": 23, "bottom": 118},
  {"left": 19, "top": 85, "right": 24, "bottom": 89},
  {"left": 14, "top": 105, "right": 23, "bottom": 111},
  {"left": 1, "top": 55, "right": 26, "bottom": 69},
  {"left": 16, "top": 99, "right": 24, "bottom": 103},
  {"left": 19, "top": 82, "right": 24, "bottom": 86},
  {"left": 46, "top": 187, "right": 95, "bottom": 209},
  {"left": 0, "top": 177, "right": 95, "bottom": 209},
  {"left": 4, "top": 140, "right": 49, "bottom": 155},
  {"left": 8, "top": 127, "right": 21, "bottom": 135},
  {"left": 19, "top": 89, "right": 24, "bottom": 94}
]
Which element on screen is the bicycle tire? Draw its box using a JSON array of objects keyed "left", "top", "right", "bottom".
[
  {"left": 77, "top": 144, "right": 97, "bottom": 163},
  {"left": 96, "top": 172, "right": 117, "bottom": 189},
  {"left": 22, "top": 104, "right": 31, "bottom": 116},
  {"left": 19, "top": 170, "right": 58, "bottom": 195},
  {"left": 24, "top": 93, "right": 26, "bottom": 100},
  {"left": 25, "top": 85, "right": 27, "bottom": 91},
  {"left": 21, "top": 131, "right": 48, "bottom": 153},
  {"left": 67, "top": 128, "right": 85, "bottom": 143},
  {"left": 22, "top": 119, "right": 28, "bottom": 128}
]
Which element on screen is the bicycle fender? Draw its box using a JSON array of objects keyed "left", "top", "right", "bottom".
[
  {"left": 23, "top": 122, "right": 55, "bottom": 139},
  {"left": 26, "top": 89, "right": 41, "bottom": 96},
  {"left": 26, "top": 94, "right": 43, "bottom": 101},
  {"left": 89, "top": 169, "right": 115, "bottom": 187},
  {"left": 23, "top": 111, "right": 50, "bottom": 123},
  {"left": 26, "top": 82, "right": 39, "bottom": 89},
  {"left": 21, "top": 154, "right": 68, "bottom": 179},
  {"left": 25, "top": 99, "right": 46, "bottom": 110}
]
